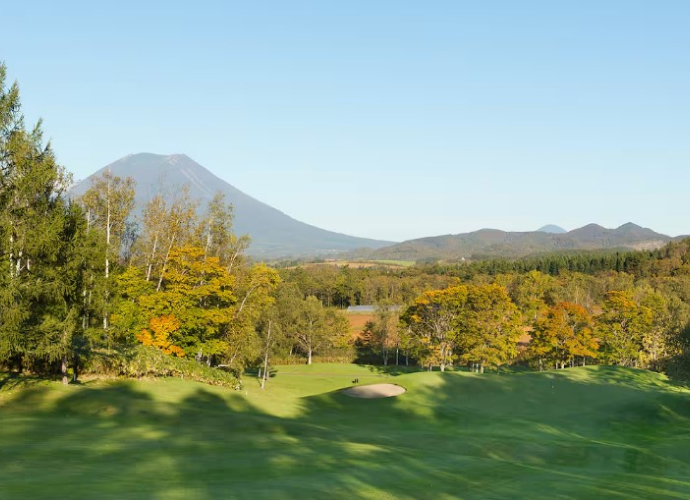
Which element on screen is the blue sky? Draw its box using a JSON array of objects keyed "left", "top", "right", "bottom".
[{"left": 2, "top": 1, "right": 689, "bottom": 241}]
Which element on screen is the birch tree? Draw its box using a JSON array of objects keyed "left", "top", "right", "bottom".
[
  {"left": 198, "top": 191, "right": 251, "bottom": 271},
  {"left": 291, "top": 296, "right": 349, "bottom": 365},
  {"left": 80, "top": 170, "right": 135, "bottom": 332}
]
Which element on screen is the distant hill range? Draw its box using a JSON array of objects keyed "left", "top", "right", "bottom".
[
  {"left": 69, "top": 153, "right": 393, "bottom": 257},
  {"left": 351, "top": 223, "right": 682, "bottom": 262}
]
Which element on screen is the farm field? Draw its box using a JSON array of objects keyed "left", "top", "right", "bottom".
[
  {"left": 1, "top": 365, "right": 690, "bottom": 499},
  {"left": 290, "top": 259, "right": 416, "bottom": 269},
  {"left": 346, "top": 312, "right": 376, "bottom": 337}
]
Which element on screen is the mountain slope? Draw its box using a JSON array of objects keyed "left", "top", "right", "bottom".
[
  {"left": 537, "top": 224, "right": 567, "bottom": 234},
  {"left": 69, "top": 153, "right": 393, "bottom": 257},
  {"left": 363, "top": 223, "right": 673, "bottom": 261}
]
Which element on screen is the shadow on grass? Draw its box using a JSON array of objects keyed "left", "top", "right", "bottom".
[
  {"left": 0, "top": 372, "right": 48, "bottom": 392},
  {"left": 362, "top": 364, "right": 421, "bottom": 376},
  {"left": 2, "top": 367, "right": 690, "bottom": 499}
]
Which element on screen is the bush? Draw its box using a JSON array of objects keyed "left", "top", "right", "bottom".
[{"left": 84, "top": 345, "right": 240, "bottom": 389}]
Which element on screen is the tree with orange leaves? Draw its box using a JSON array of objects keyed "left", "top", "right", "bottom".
[{"left": 137, "top": 314, "right": 185, "bottom": 357}]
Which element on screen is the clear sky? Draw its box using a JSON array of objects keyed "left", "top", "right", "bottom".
[{"left": 2, "top": 1, "right": 689, "bottom": 241}]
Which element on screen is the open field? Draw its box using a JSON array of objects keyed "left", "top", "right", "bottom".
[
  {"left": 289, "top": 259, "right": 416, "bottom": 269},
  {"left": 2, "top": 365, "right": 690, "bottom": 499},
  {"left": 347, "top": 312, "right": 376, "bottom": 337}
]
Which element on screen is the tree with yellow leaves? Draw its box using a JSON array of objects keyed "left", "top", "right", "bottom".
[
  {"left": 531, "top": 302, "right": 597, "bottom": 370},
  {"left": 456, "top": 284, "right": 522, "bottom": 373},
  {"left": 401, "top": 286, "right": 468, "bottom": 372},
  {"left": 597, "top": 291, "right": 651, "bottom": 367}
]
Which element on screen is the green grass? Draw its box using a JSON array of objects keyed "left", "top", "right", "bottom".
[{"left": 1, "top": 365, "right": 690, "bottom": 499}]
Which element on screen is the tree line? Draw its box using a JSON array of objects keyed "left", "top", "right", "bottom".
[
  {"left": 2, "top": 62, "right": 690, "bottom": 387},
  {"left": 347, "top": 256, "right": 690, "bottom": 375},
  {"left": 0, "top": 65, "right": 352, "bottom": 386}
]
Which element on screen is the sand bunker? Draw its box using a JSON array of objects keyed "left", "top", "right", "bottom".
[{"left": 343, "top": 383, "right": 406, "bottom": 399}]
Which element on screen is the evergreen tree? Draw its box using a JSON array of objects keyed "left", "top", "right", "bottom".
[{"left": 0, "top": 63, "right": 86, "bottom": 380}]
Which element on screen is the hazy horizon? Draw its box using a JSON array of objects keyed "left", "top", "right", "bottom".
[{"left": 3, "top": 1, "right": 689, "bottom": 241}]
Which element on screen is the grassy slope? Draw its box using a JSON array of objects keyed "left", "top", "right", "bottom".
[{"left": 1, "top": 365, "right": 690, "bottom": 499}]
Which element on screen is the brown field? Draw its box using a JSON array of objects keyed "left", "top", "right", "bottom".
[
  {"left": 288, "top": 260, "right": 412, "bottom": 269},
  {"left": 346, "top": 313, "right": 375, "bottom": 338}
]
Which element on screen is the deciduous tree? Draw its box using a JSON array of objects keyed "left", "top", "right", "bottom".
[
  {"left": 530, "top": 302, "right": 597, "bottom": 370},
  {"left": 597, "top": 291, "right": 651, "bottom": 367},
  {"left": 456, "top": 284, "right": 522, "bottom": 373}
]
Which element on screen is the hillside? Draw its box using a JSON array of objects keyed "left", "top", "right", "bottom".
[
  {"left": 537, "top": 224, "right": 567, "bottom": 234},
  {"left": 69, "top": 153, "right": 393, "bottom": 257},
  {"left": 360, "top": 222, "right": 673, "bottom": 262},
  {"left": 2, "top": 365, "right": 690, "bottom": 499}
]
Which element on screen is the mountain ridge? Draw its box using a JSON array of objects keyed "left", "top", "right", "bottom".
[
  {"left": 352, "top": 222, "right": 676, "bottom": 262},
  {"left": 69, "top": 153, "right": 394, "bottom": 257}
]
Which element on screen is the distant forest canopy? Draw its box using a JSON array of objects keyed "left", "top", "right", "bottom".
[
  {"left": 275, "top": 242, "right": 690, "bottom": 308},
  {"left": 2, "top": 61, "right": 690, "bottom": 387},
  {"left": 283, "top": 240, "right": 690, "bottom": 375},
  {"left": 428, "top": 243, "right": 690, "bottom": 279}
]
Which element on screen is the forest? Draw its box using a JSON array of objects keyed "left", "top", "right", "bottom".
[{"left": 2, "top": 62, "right": 690, "bottom": 389}]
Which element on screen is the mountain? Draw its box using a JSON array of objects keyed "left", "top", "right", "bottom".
[
  {"left": 537, "top": 224, "right": 567, "bottom": 234},
  {"left": 360, "top": 223, "right": 673, "bottom": 262},
  {"left": 69, "top": 153, "right": 393, "bottom": 257}
]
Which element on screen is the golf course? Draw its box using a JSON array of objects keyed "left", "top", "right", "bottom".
[{"left": 2, "top": 365, "right": 690, "bottom": 499}]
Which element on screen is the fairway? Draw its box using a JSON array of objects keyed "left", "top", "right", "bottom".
[{"left": 2, "top": 365, "right": 690, "bottom": 499}]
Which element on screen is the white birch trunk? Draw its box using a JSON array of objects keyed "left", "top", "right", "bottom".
[{"left": 156, "top": 234, "right": 176, "bottom": 292}]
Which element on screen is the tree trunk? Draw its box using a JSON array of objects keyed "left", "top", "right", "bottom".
[
  {"left": 440, "top": 362, "right": 446, "bottom": 372},
  {"left": 146, "top": 233, "right": 159, "bottom": 281},
  {"left": 261, "top": 351, "right": 269, "bottom": 389},
  {"left": 9, "top": 230, "right": 14, "bottom": 280},
  {"left": 480, "top": 364, "right": 485, "bottom": 374},
  {"left": 61, "top": 355, "right": 68, "bottom": 385},
  {"left": 157, "top": 235, "right": 176, "bottom": 292},
  {"left": 308, "top": 348, "right": 312, "bottom": 365},
  {"left": 104, "top": 177, "right": 111, "bottom": 330},
  {"left": 261, "top": 321, "right": 271, "bottom": 389},
  {"left": 395, "top": 348, "right": 399, "bottom": 366}
]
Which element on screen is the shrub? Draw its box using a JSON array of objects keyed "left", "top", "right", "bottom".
[{"left": 84, "top": 345, "right": 240, "bottom": 388}]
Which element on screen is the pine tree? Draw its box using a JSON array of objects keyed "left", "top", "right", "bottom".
[{"left": 0, "top": 62, "right": 85, "bottom": 380}]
